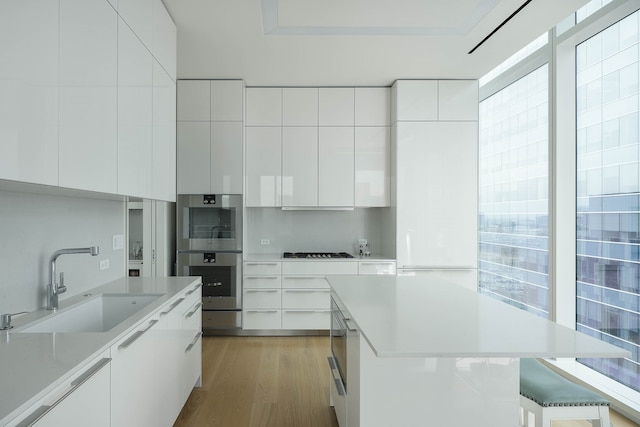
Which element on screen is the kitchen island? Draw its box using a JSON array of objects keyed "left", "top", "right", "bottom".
[{"left": 327, "top": 275, "right": 630, "bottom": 427}]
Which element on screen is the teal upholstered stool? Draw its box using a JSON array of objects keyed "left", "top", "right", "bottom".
[{"left": 520, "top": 358, "right": 610, "bottom": 427}]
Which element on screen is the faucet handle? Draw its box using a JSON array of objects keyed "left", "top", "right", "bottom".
[{"left": 58, "top": 272, "right": 67, "bottom": 294}]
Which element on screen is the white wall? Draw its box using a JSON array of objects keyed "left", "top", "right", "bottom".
[
  {"left": 0, "top": 189, "right": 126, "bottom": 314},
  {"left": 244, "top": 207, "right": 392, "bottom": 257}
]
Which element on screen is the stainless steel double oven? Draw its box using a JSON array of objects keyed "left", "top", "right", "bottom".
[{"left": 177, "top": 194, "right": 242, "bottom": 334}]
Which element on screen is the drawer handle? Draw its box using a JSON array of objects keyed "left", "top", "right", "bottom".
[
  {"left": 246, "top": 310, "right": 279, "bottom": 313},
  {"left": 161, "top": 298, "right": 185, "bottom": 316},
  {"left": 15, "top": 358, "right": 111, "bottom": 427},
  {"left": 246, "top": 262, "right": 279, "bottom": 266},
  {"left": 118, "top": 319, "right": 158, "bottom": 350},
  {"left": 245, "top": 276, "right": 280, "bottom": 280},
  {"left": 185, "top": 283, "right": 203, "bottom": 295},
  {"left": 283, "top": 289, "right": 326, "bottom": 293},
  {"left": 185, "top": 332, "right": 203, "bottom": 353},
  {"left": 283, "top": 276, "right": 325, "bottom": 279},
  {"left": 246, "top": 289, "right": 279, "bottom": 293},
  {"left": 401, "top": 265, "right": 475, "bottom": 271},
  {"left": 185, "top": 302, "right": 203, "bottom": 319},
  {"left": 284, "top": 310, "right": 327, "bottom": 313},
  {"left": 360, "top": 262, "right": 395, "bottom": 266},
  {"left": 327, "top": 357, "right": 345, "bottom": 396}
]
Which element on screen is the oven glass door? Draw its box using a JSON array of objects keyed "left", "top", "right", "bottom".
[
  {"left": 331, "top": 298, "right": 347, "bottom": 391},
  {"left": 177, "top": 195, "right": 242, "bottom": 251},
  {"left": 178, "top": 252, "right": 242, "bottom": 310}
]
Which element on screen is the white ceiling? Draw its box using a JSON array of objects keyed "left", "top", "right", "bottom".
[{"left": 163, "top": 0, "right": 588, "bottom": 86}]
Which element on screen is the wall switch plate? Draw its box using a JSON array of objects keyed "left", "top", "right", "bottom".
[
  {"left": 261, "top": 239, "right": 270, "bottom": 245},
  {"left": 112, "top": 234, "right": 125, "bottom": 250},
  {"left": 100, "top": 259, "right": 110, "bottom": 271}
]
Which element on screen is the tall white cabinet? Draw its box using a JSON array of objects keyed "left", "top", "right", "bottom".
[
  {"left": 0, "top": 0, "right": 177, "bottom": 202},
  {"left": 177, "top": 80, "right": 245, "bottom": 195},
  {"left": 393, "top": 80, "right": 479, "bottom": 290}
]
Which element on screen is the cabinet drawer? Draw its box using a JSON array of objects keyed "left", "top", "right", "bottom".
[
  {"left": 243, "top": 275, "right": 282, "bottom": 289},
  {"left": 281, "top": 275, "right": 328, "bottom": 289},
  {"left": 244, "top": 261, "right": 282, "bottom": 275},
  {"left": 282, "top": 310, "right": 330, "bottom": 330},
  {"left": 182, "top": 300, "right": 202, "bottom": 338},
  {"left": 243, "top": 310, "right": 282, "bottom": 329},
  {"left": 243, "top": 289, "right": 281, "bottom": 308},
  {"left": 358, "top": 261, "right": 396, "bottom": 275},
  {"left": 282, "top": 289, "right": 330, "bottom": 309},
  {"left": 282, "top": 261, "right": 358, "bottom": 275}
]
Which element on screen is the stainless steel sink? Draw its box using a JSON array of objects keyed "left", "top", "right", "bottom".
[{"left": 17, "top": 293, "right": 164, "bottom": 333}]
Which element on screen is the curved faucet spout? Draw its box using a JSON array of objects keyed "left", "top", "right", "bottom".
[{"left": 47, "top": 246, "right": 100, "bottom": 310}]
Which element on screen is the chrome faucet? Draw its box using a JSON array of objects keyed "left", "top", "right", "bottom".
[{"left": 47, "top": 246, "right": 100, "bottom": 310}]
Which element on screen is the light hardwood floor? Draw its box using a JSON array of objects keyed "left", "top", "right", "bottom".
[{"left": 174, "top": 336, "right": 638, "bottom": 427}]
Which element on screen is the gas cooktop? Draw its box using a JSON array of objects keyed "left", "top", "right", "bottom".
[{"left": 283, "top": 252, "right": 354, "bottom": 259}]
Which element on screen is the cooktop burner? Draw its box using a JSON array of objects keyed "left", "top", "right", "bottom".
[{"left": 283, "top": 252, "right": 354, "bottom": 259}]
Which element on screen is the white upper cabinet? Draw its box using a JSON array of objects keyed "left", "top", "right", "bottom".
[
  {"left": 283, "top": 88, "right": 318, "bottom": 126},
  {"left": 392, "top": 80, "right": 438, "bottom": 122},
  {"left": 438, "top": 80, "right": 479, "bottom": 121},
  {"left": 245, "top": 127, "right": 282, "bottom": 207},
  {"left": 355, "top": 88, "right": 390, "bottom": 126},
  {"left": 152, "top": 0, "right": 177, "bottom": 81},
  {"left": 59, "top": 0, "right": 118, "bottom": 194},
  {"left": 355, "top": 127, "right": 390, "bottom": 207},
  {"left": 211, "top": 80, "right": 244, "bottom": 122},
  {"left": 152, "top": 60, "right": 177, "bottom": 202},
  {"left": 118, "top": 0, "right": 153, "bottom": 49},
  {"left": 319, "top": 127, "right": 354, "bottom": 207},
  {"left": 211, "top": 121, "right": 243, "bottom": 194},
  {"left": 117, "top": 18, "right": 153, "bottom": 198},
  {"left": 246, "top": 88, "right": 282, "bottom": 126},
  {"left": 319, "top": 88, "right": 354, "bottom": 126},
  {"left": 177, "top": 80, "right": 210, "bottom": 121},
  {"left": 282, "top": 127, "right": 318, "bottom": 207},
  {"left": 0, "top": 0, "right": 59, "bottom": 186},
  {"left": 177, "top": 122, "right": 211, "bottom": 194}
]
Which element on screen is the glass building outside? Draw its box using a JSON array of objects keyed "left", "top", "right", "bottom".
[
  {"left": 575, "top": 9, "right": 640, "bottom": 393},
  {"left": 478, "top": 65, "right": 550, "bottom": 318}
]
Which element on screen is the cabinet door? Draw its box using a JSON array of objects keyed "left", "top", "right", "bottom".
[
  {"left": 319, "top": 127, "right": 354, "bottom": 207},
  {"left": 177, "top": 80, "right": 210, "bottom": 121},
  {"left": 211, "top": 122, "right": 243, "bottom": 194},
  {"left": 0, "top": 0, "right": 58, "bottom": 186},
  {"left": 181, "top": 285, "right": 203, "bottom": 403},
  {"left": 283, "top": 88, "right": 318, "bottom": 126},
  {"left": 211, "top": 80, "right": 244, "bottom": 122},
  {"left": 438, "top": 80, "right": 478, "bottom": 121},
  {"left": 111, "top": 317, "right": 159, "bottom": 427},
  {"left": 392, "top": 80, "right": 438, "bottom": 121},
  {"left": 245, "top": 127, "right": 282, "bottom": 206},
  {"left": 58, "top": 0, "right": 118, "bottom": 193},
  {"left": 118, "top": 19, "right": 153, "bottom": 198},
  {"left": 177, "top": 121, "right": 211, "bottom": 194},
  {"left": 152, "top": 60, "right": 177, "bottom": 202},
  {"left": 355, "top": 127, "right": 390, "bottom": 207},
  {"left": 245, "top": 87, "right": 282, "bottom": 126},
  {"left": 396, "top": 121, "right": 478, "bottom": 268},
  {"left": 355, "top": 87, "right": 390, "bottom": 126},
  {"left": 283, "top": 127, "right": 319, "bottom": 206},
  {"left": 11, "top": 354, "right": 111, "bottom": 427},
  {"left": 319, "top": 88, "right": 354, "bottom": 126},
  {"left": 152, "top": 0, "right": 176, "bottom": 81}
]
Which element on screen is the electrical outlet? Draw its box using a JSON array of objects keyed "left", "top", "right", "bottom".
[
  {"left": 100, "top": 259, "right": 110, "bottom": 271},
  {"left": 261, "top": 239, "right": 270, "bottom": 245}
]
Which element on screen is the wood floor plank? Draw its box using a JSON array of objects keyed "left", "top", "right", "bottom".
[{"left": 174, "top": 336, "right": 638, "bottom": 427}]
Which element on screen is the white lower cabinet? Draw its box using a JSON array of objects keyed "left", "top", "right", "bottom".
[
  {"left": 111, "top": 316, "right": 160, "bottom": 427},
  {"left": 357, "top": 261, "right": 396, "bottom": 275},
  {"left": 7, "top": 351, "right": 111, "bottom": 427}
]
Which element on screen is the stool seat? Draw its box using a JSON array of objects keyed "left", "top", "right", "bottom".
[{"left": 519, "top": 358, "right": 610, "bottom": 427}]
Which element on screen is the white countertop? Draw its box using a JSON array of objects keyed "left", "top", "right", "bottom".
[
  {"left": 0, "top": 276, "right": 201, "bottom": 424},
  {"left": 328, "top": 275, "right": 631, "bottom": 359}
]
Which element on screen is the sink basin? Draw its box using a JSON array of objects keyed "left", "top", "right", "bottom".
[{"left": 18, "top": 293, "right": 164, "bottom": 333}]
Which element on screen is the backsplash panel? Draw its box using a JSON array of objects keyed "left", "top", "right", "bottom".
[
  {"left": 244, "top": 207, "right": 392, "bottom": 257},
  {"left": 0, "top": 190, "right": 125, "bottom": 314}
]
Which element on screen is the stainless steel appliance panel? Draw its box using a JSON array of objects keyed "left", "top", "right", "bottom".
[
  {"left": 203, "top": 311, "right": 242, "bottom": 331},
  {"left": 177, "top": 194, "right": 242, "bottom": 251}
]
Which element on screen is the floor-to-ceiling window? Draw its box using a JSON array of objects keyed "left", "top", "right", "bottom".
[
  {"left": 478, "top": 65, "right": 550, "bottom": 318},
  {"left": 575, "top": 9, "right": 640, "bottom": 393}
]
